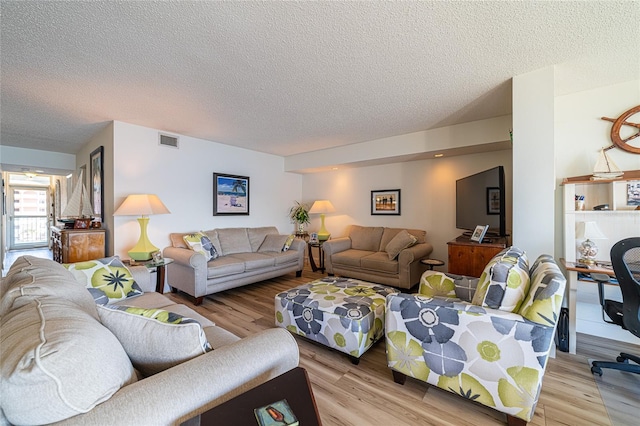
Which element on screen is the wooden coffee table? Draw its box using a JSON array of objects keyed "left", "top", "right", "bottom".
[{"left": 181, "top": 367, "right": 321, "bottom": 426}]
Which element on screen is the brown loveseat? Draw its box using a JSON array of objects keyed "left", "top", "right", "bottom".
[{"left": 322, "top": 225, "right": 433, "bottom": 289}]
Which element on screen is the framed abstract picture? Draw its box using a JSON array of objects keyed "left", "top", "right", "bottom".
[
  {"left": 213, "top": 173, "right": 250, "bottom": 215},
  {"left": 90, "top": 146, "right": 104, "bottom": 222}
]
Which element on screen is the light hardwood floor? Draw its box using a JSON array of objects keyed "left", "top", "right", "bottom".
[{"left": 163, "top": 267, "right": 640, "bottom": 426}]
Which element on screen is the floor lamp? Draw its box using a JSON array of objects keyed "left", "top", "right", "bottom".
[{"left": 114, "top": 194, "right": 170, "bottom": 261}]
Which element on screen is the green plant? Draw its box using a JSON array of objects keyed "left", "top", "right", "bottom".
[{"left": 289, "top": 201, "right": 310, "bottom": 225}]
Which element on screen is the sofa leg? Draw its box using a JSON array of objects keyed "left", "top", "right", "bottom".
[
  {"left": 296, "top": 270, "right": 302, "bottom": 277},
  {"left": 391, "top": 370, "right": 407, "bottom": 385},
  {"left": 506, "top": 415, "right": 527, "bottom": 426},
  {"left": 193, "top": 296, "right": 204, "bottom": 306},
  {"left": 170, "top": 286, "right": 178, "bottom": 293},
  {"left": 328, "top": 273, "right": 334, "bottom": 277}
]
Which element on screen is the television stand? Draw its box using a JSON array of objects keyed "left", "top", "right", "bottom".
[{"left": 447, "top": 235, "right": 508, "bottom": 277}]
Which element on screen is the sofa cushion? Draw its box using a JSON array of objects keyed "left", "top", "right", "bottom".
[
  {"left": 228, "top": 252, "right": 276, "bottom": 271},
  {"left": 264, "top": 250, "right": 301, "bottom": 266},
  {"left": 361, "top": 251, "right": 399, "bottom": 274},
  {"left": 418, "top": 271, "right": 457, "bottom": 298},
  {"left": 349, "top": 225, "right": 384, "bottom": 251},
  {"left": 206, "top": 256, "right": 246, "bottom": 278},
  {"left": 247, "top": 226, "right": 279, "bottom": 251},
  {"left": 216, "top": 228, "right": 252, "bottom": 255},
  {"left": 0, "top": 296, "right": 136, "bottom": 425},
  {"left": 472, "top": 247, "right": 530, "bottom": 312},
  {"left": 97, "top": 305, "right": 212, "bottom": 377},
  {"left": 0, "top": 255, "right": 98, "bottom": 319},
  {"left": 183, "top": 231, "right": 219, "bottom": 261},
  {"left": 332, "top": 249, "right": 376, "bottom": 268},
  {"left": 64, "top": 256, "right": 143, "bottom": 305},
  {"left": 385, "top": 229, "right": 418, "bottom": 260},
  {"left": 519, "top": 255, "right": 566, "bottom": 326},
  {"left": 258, "top": 234, "right": 290, "bottom": 252}
]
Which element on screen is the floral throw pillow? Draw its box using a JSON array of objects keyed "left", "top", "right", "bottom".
[
  {"left": 183, "top": 232, "right": 218, "bottom": 261},
  {"left": 64, "top": 256, "right": 143, "bottom": 305},
  {"left": 282, "top": 234, "right": 296, "bottom": 251}
]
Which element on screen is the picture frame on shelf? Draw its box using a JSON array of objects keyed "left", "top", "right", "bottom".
[
  {"left": 371, "top": 189, "right": 401, "bottom": 215},
  {"left": 486, "top": 187, "right": 500, "bottom": 215},
  {"left": 470, "top": 225, "right": 489, "bottom": 243},
  {"left": 213, "top": 173, "right": 250, "bottom": 215},
  {"left": 90, "top": 146, "right": 104, "bottom": 222}
]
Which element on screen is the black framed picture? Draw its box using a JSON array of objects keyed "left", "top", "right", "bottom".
[
  {"left": 213, "top": 173, "right": 250, "bottom": 215},
  {"left": 90, "top": 146, "right": 104, "bottom": 222},
  {"left": 487, "top": 187, "right": 500, "bottom": 215},
  {"left": 371, "top": 189, "right": 401, "bottom": 215}
]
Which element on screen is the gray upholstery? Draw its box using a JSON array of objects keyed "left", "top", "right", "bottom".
[
  {"left": 323, "top": 225, "right": 433, "bottom": 289},
  {"left": 164, "top": 227, "right": 305, "bottom": 302}
]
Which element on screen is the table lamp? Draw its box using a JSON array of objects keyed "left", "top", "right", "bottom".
[
  {"left": 114, "top": 194, "right": 170, "bottom": 261},
  {"left": 576, "top": 221, "right": 606, "bottom": 264},
  {"left": 309, "top": 200, "right": 336, "bottom": 242}
]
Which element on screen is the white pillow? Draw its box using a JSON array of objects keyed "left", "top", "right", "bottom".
[{"left": 97, "top": 304, "right": 212, "bottom": 376}]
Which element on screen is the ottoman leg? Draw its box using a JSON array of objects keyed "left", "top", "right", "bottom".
[
  {"left": 349, "top": 355, "right": 360, "bottom": 365},
  {"left": 392, "top": 370, "right": 407, "bottom": 385}
]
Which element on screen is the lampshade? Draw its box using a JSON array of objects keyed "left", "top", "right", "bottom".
[
  {"left": 309, "top": 200, "right": 336, "bottom": 241},
  {"left": 576, "top": 221, "right": 606, "bottom": 264},
  {"left": 576, "top": 221, "right": 606, "bottom": 240},
  {"left": 113, "top": 194, "right": 171, "bottom": 216},
  {"left": 114, "top": 194, "right": 170, "bottom": 261},
  {"left": 309, "top": 200, "right": 336, "bottom": 214}
]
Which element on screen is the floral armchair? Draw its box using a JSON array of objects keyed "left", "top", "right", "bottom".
[{"left": 385, "top": 248, "right": 566, "bottom": 425}]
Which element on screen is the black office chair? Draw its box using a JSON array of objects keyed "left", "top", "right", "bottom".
[{"left": 591, "top": 237, "right": 640, "bottom": 376}]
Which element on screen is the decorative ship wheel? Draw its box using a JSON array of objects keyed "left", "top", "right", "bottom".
[{"left": 601, "top": 105, "right": 640, "bottom": 154}]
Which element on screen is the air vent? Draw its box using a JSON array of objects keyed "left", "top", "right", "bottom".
[{"left": 159, "top": 133, "right": 179, "bottom": 148}]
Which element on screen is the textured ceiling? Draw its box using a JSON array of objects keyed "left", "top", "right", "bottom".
[{"left": 1, "top": 1, "right": 639, "bottom": 158}]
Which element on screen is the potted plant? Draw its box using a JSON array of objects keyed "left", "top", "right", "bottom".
[{"left": 289, "top": 201, "right": 310, "bottom": 234}]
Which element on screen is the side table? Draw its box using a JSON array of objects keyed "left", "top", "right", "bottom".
[
  {"left": 126, "top": 258, "right": 174, "bottom": 293},
  {"left": 181, "top": 367, "right": 321, "bottom": 426},
  {"left": 308, "top": 242, "right": 325, "bottom": 273},
  {"left": 421, "top": 258, "right": 445, "bottom": 270}
]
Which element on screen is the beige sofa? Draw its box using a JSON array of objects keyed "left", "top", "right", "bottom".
[
  {"left": 322, "top": 225, "right": 433, "bottom": 289},
  {"left": 0, "top": 256, "right": 299, "bottom": 425},
  {"left": 163, "top": 227, "right": 305, "bottom": 305}
]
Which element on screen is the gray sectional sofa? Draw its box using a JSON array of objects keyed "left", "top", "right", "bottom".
[
  {"left": 0, "top": 256, "right": 299, "bottom": 425},
  {"left": 163, "top": 227, "right": 305, "bottom": 304},
  {"left": 322, "top": 225, "right": 433, "bottom": 289}
]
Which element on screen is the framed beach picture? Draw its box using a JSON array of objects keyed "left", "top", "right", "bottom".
[
  {"left": 213, "top": 173, "right": 250, "bottom": 215},
  {"left": 90, "top": 146, "right": 104, "bottom": 222},
  {"left": 371, "top": 189, "right": 401, "bottom": 215}
]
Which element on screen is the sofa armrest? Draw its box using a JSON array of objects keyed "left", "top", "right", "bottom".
[
  {"left": 396, "top": 242, "right": 433, "bottom": 289},
  {"left": 56, "top": 328, "right": 299, "bottom": 426},
  {"left": 128, "top": 266, "right": 154, "bottom": 293},
  {"left": 322, "top": 237, "right": 352, "bottom": 274},
  {"left": 162, "top": 246, "right": 208, "bottom": 298}
]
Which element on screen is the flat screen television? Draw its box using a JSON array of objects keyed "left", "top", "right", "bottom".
[{"left": 456, "top": 166, "right": 506, "bottom": 238}]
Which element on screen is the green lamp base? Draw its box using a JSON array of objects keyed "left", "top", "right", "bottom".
[{"left": 128, "top": 217, "right": 159, "bottom": 261}]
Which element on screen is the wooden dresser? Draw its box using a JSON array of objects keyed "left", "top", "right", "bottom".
[
  {"left": 51, "top": 226, "right": 106, "bottom": 263},
  {"left": 447, "top": 235, "right": 507, "bottom": 277}
]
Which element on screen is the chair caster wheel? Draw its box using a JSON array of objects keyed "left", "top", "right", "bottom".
[{"left": 591, "top": 366, "right": 603, "bottom": 376}]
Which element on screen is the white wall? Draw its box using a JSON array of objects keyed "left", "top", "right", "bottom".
[
  {"left": 111, "top": 121, "right": 302, "bottom": 259},
  {"left": 301, "top": 150, "right": 513, "bottom": 267}
]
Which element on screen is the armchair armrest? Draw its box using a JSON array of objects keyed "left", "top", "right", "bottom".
[{"left": 57, "top": 328, "right": 299, "bottom": 426}]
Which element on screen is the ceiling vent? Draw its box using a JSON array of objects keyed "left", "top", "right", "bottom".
[{"left": 158, "top": 133, "right": 179, "bottom": 148}]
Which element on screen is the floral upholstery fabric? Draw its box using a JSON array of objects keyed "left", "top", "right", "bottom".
[
  {"left": 472, "top": 246, "right": 530, "bottom": 312},
  {"left": 385, "top": 254, "right": 566, "bottom": 423},
  {"left": 275, "top": 277, "right": 397, "bottom": 359}
]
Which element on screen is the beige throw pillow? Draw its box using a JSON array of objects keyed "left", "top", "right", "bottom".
[
  {"left": 385, "top": 229, "right": 418, "bottom": 260},
  {"left": 97, "top": 305, "right": 212, "bottom": 377},
  {"left": 258, "top": 234, "right": 289, "bottom": 252}
]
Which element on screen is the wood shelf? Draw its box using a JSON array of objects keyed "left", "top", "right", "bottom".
[{"left": 561, "top": 169, "right": 640, "bottom": 185}]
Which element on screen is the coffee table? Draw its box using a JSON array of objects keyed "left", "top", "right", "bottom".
[{"left": 181, "top": 367, "right": 321, "bottom": 426}]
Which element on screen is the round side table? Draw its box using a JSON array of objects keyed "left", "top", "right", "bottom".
[{"left": 421, "top": 258, "right": 445, "bottom": 270}]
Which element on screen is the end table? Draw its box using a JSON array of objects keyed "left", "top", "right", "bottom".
[
  {"left": 126, "top": 257, "right": 174, "bottom": 293},
  {"left": 308, "top": 242, "right": 325, "bottom": 273},
  {"left": 421, "top": 258, "right": 444, "bottom": 271}
]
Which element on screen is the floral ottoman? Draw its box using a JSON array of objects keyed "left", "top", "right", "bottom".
[{"left": 275, "top": 277, "right": 397, "bottom": 364}]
